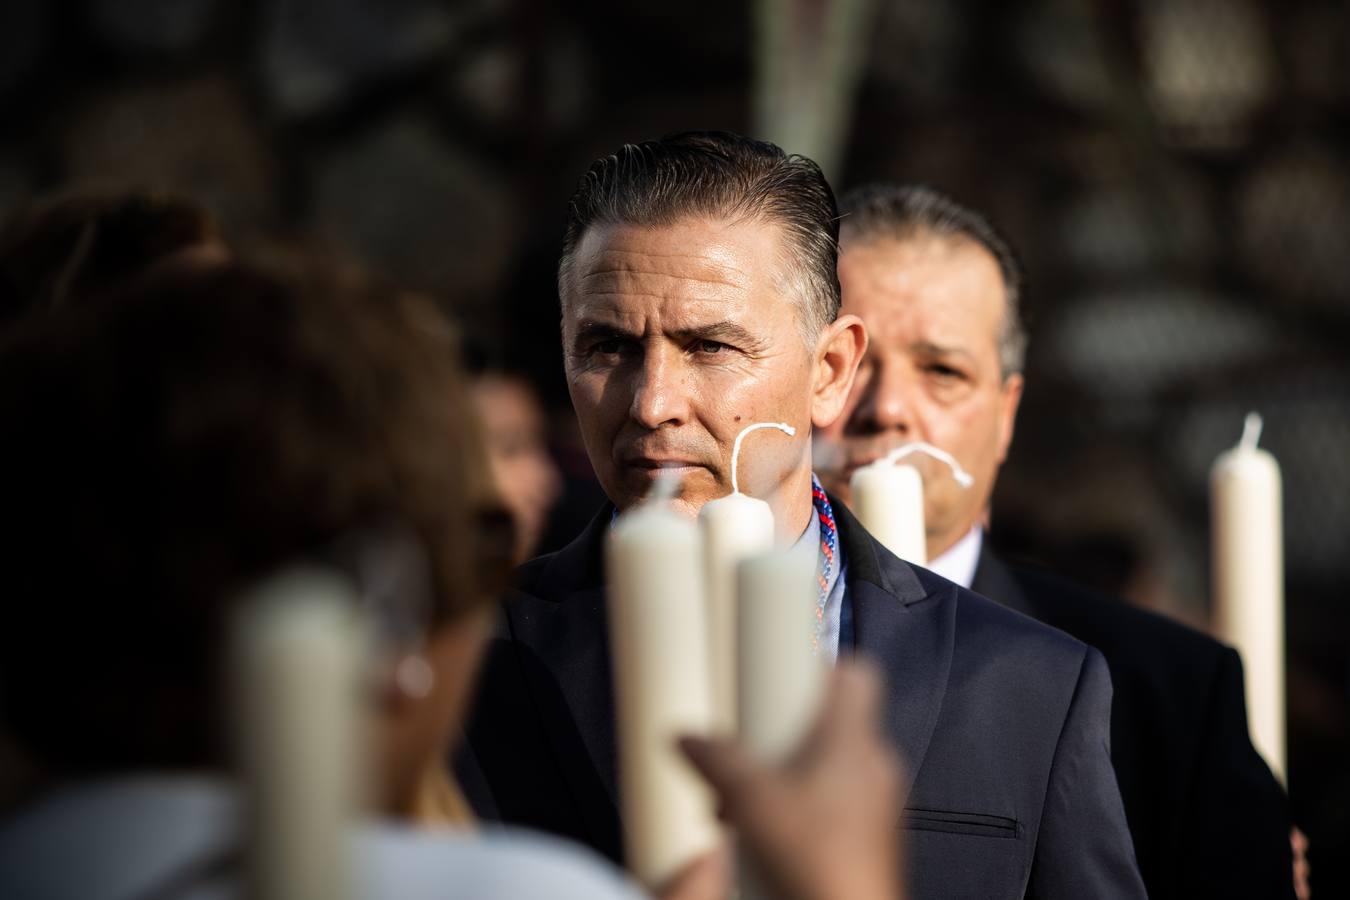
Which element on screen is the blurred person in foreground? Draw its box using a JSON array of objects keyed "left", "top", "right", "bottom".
[
  {"left": 816, "top": 183, "right": 1298, "bottom": 900},
  {"left": 462, "top": 337, "right": 564, "bottom": 562},
  {"left": 0, "top": 187, "right": 228, "bottom": 326},
  {"left": 462, "top": 131, "right": 1146, "bottom": 900},
  {"left": 0, "top": 261, "right": 905, "bottom": 900}
]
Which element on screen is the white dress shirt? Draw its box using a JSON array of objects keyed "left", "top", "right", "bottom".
[{"left": 927, "top": 525, "right": 984, "bottom": 590}]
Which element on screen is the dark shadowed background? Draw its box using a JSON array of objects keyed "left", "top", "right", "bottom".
[{"left": 1, "top": 0, "right": 1346, "bottom": 892}]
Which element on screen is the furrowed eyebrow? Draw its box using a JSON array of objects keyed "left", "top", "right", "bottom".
[
  {"left": 572, "top": 321, "right": 637, "bottom": 346},
  {"left": 911, "top": 340, "right": 975, "bottom": 363},
  {"left": 669, "top": 320, "right": 761, "bottom": 349},
  {"left": 571, "top": 319, "right": 764, "bottom": 351}
]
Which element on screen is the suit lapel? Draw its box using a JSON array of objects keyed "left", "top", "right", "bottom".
[
  {"left": 971, "top": 543, "right": 1034, "bottom": 618},
  {"left": 832, "top": 496, "right": 955, "bottom": 782},
  {"left": 506, "top": 508, "right": 621, "bottom": 851}
]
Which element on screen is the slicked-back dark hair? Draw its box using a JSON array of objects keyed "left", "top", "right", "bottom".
[
  {"left": 559, "top": 131, "right": 841, "bottom": 340},
  {"left": 839, "top": 184, "right": 1027, "bottom": 377}
]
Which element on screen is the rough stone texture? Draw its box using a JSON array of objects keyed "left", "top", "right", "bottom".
[
  {"left": 1238, "top": 145, "right": 1350, "bottom": 308},
  {"left": 1046, "top": 287, "right": 1281, "bottom": 401},
  {"left": 311, "top": 118, "right": 516, "bottom": 308}
]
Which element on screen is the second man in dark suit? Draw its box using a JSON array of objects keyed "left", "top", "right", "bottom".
[{"left": 815, "top": 182, "right": 1296, "bottom": 900}]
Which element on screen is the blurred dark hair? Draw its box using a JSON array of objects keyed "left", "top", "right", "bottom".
[
  {"left": 839, "top": 184, "right": 1027, "bottom": 377},
  {"left": 559, "top": 131, "right": 841, "bottom": 340},
  {"left": 0, "top": 262, "right": 512, "bottom": 774},
  {"left": 0, "top": 187, "right": 223, "bottom": 328}
]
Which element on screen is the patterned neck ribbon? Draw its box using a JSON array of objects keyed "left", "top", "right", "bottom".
[{"left": 811, "top": 474, "right": 838, "bottom": 655}]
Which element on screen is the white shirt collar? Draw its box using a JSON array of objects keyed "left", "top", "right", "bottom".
[{"left": 928, "top": 526, "right": 983, "bottom": 589}]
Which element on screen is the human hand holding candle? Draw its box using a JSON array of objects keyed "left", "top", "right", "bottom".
[
  {"left": 682, "top": 661, "right": 907, "bottom": 900},
  {"left": 700, "top": 422, "right": 796, "bottom": 731},
  {"left": 849, "top": 442, "right": 974, "bottom": 565},
  {"left": 608, "top": 475, "right": 720, "bottom": 888},
  {"left": 1211, "top": 412, "right": 1286, "bottom": 782}
]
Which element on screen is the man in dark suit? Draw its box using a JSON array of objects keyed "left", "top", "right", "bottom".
[
  {"left": 815, "top": 182, "right": 1297, "bottom": 900},
  {"left": 463, "top": 132, "right": 1145, "bottom": 899}
]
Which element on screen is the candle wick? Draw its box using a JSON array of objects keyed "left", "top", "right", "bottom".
[
  {"left": 883, "top": 442, "right": 975, "bottom": 488},
  {"left": 1239, "top": 412, "right": 1264, "bottom": 452},
  {"left": 730, "top": 422, "right": 796, "bottom": 496}
]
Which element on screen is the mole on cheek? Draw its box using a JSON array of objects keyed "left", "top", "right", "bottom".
[{"left": 734, "top": 415, "right": 742, "bottom": 422}]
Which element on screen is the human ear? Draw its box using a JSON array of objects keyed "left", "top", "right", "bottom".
[
  {"left": 995, "top": 372, "right": 1024, "bottom": 465},
  {"left": 810, "top": 314, "right": 868, "bottom": 430}
]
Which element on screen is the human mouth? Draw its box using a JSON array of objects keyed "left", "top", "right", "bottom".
[{"left": 621, "top": 456, "right": 708, "bottom": 476}]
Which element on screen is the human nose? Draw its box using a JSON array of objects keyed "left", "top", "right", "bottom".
[
  {"left": 629, "top": 346, "right": 690, "bottom": 429},
  {"left": 849, "top": 360, "right": 916, "bottom": 437}
]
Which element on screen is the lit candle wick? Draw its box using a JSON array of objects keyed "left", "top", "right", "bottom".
[
  {"left": 882, "top": 441, "right": 975, "bottom": 488},
  {"left": 730, "top": 422, "right": 796, "bottom": 496}
]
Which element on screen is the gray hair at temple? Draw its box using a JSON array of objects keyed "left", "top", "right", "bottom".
[
  {"left": 558, "top": 131, "right": 841, "bottom": 343},
  {"left": 839, "top": 184, "right": 1028, "bottom": 378}
]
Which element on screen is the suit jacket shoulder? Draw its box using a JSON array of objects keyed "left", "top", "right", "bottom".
[
  {"left": 465, "top": 501, "right": 1147, "bottom": 899},
  {"left": 836, "top": 501, "right": 1145, "bottom": 900},
  {"left": 972, "top": 549, "right": 1294, "bottom": 900}
]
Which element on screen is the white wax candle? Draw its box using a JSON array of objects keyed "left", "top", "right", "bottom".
[
  {"left": 231, "top": 568, "right": 366, "bottom": 900},
  {"left": 736, "top": 548, "right": 824, "bottom": 900},
  {"left": 700, "top": 492, "right": 774, "bottom": 733},
  {"left": 608, "top": 499, "right": 720, "bottom": 887},
  {"left": 699, "top": 421, "right": 796, "bottom": 732},
  {"left": 737, "top": 548, "right": 824, "bottom": 757},
  {"left": 850, "top": 461, "right": 927, "bottom": 565},
  {"left": 1211, "top": 413, "right": 1286, "bottom": 782}
]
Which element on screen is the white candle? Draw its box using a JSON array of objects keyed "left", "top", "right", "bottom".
[
  {"left": 1211, "top": 412, "right": 1286, "bottom": 782},
  {"left": 737, "top": 548, "right": 824, "bottom": 757},
  {"left": 701, "top": 493, "right": 773, "bottom": 732},
  {"left": 736, "top": 547, "right": 824, "bottom": 900},
  {"left": 231, "top": 568, "right": 366, "bottom": 900},
  {"left": 608, "top": 486, "right": 720, "bottom": 887},
  {"left": 850, "top": 462, "right": 927, "bottom": 565},
  {"left": 699, "top": 422, "right": 795, "bottom": 732}
]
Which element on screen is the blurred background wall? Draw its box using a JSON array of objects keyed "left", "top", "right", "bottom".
[{"left": 1, "top": 0, "right": 1346, "bottom": 891}]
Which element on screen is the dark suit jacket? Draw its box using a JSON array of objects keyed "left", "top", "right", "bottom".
[
  {"left": 462, "top": 499, "right": 1146, "bottom": 900},
  {"left": 973, "top": 548, "right": 1295, "bottom": 900}
]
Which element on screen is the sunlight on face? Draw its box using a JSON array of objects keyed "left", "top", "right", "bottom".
[
  {"left": 816, "top": 236, "right": 1022, "bottom": 558},
  {"left": 561, "top": 218, "right": 819, "bottom": 527}
]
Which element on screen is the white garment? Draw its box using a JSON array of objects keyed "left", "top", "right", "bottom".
[
  {"left": 927, "top": 526, "right": 983, "bottom": 590},
  {"left": 0, "top": 775, "right": 646, "bottom": 900}
]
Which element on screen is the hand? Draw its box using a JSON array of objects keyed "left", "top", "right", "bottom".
[
  {"left": 680, "top": 660, "right": 906, "bottom": 900},
  {"left": 655, "top": 848, "right": 730, "bottom": 900}
]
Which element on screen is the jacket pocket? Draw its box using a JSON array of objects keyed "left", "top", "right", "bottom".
[{"left": 903, "top": 806, "right": 1021, "bottom": 839}]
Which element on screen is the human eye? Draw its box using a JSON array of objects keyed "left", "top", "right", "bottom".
[
  {"left": 924, "top": 361, "right": 967, "bottom": 381},
  {"left": 695, "top": 339, "right": 729, "bottom": 355},
  {"left": 592, "top": 337, "right": 627, "bottom": 355}
]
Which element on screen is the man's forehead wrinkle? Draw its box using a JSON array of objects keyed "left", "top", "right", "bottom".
[
  {"left": 911, "top": 339, "right": 973, "bottom": 359},
  {"left": 580, "top": 251, "right": 751, "bottom": 290}
]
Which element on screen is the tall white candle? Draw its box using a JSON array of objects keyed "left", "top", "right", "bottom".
[
  {"left": 700, "top": 422, "right": 795, "bottom": 732},
  {"left": 1211, "top": 412, "right": 1286, "bottom": 782},
  {"left": 850, "top": 462, "right": 927, "bottom": 565},
  {"left": 738, "top": 549, "right": 824, "bottom": 757},
  {"left": 737, "top": 547, "right": 825, "bottom": 900},
  {"left": 231, "top": 568, "right": 366, "bottom": 900},
  {"left": 608, "top": 485, "right": 720, "bottom": 887}
]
